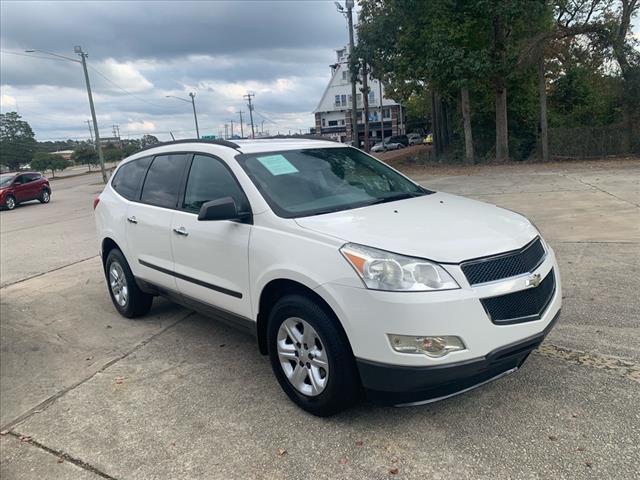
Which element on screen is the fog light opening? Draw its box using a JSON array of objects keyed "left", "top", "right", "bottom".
[{"left": 388, "top": 335, "right": 465, "bottom": 358}]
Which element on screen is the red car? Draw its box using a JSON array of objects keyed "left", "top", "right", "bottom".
[{"left": 0, "top": 172, "right": 51, "bottom": 210}]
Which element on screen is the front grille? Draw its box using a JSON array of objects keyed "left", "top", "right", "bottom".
[
  {"left": 481, "top": 269, "right": 556, "bottom": 325},
  {"left": 461, "top": 237, "right": 545, "bottom": 285}
]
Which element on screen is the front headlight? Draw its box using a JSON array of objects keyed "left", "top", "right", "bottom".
[{"left": 340, "top": 243, "right": 460, "bottom": 292}]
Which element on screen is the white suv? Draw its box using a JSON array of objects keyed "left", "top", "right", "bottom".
[{"left": 94, "top": 138, "right": 561, "bottom": 416}]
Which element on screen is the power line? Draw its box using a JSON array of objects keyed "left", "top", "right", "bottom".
[
  {"left": 0, "top": 50, "right": 73, "bottom": 63},
  {"left": 87, "top": 65, "right": 167, "bottom": 109}
]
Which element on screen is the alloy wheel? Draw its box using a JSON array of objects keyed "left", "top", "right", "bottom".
[
  {"left": 6, "top": 197, "right": 15, "bottom": 210},
  {"left": 277, "top": 317, "right": 329, "bottom": 396},
  {"left": 109, "top": 261, "right": 129, "bottom": 307}
]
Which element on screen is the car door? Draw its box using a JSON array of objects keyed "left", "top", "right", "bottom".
[
  {"left": 171, "top": 153, "right": 253, "bottom": 319},
  {"left": 125, "top": 153, "right": 191, "bottom": 292},
  {"left": 12, "top": 175, "right": 29, "bottom": 202},
  {"left": 23, "top": 174, "right": 41, "bottom": 200}
]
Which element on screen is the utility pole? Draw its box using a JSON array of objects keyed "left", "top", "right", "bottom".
[
  {"left": 166, "top": 93, "right": 200, "bottom": 138},
  {"left": 189, "top": 92, "right": 200, "bottom": 139},
  {"left": 238, "top": 111, "right": 244, "bottom": 138},
  {"left": 379, "top": 79, "right": 384, "bottom": 141},
  {"left": 261, "top": 120, "right": 265, "bottom": 135},
  {"left": 224, "top": 124, "right": 228, "bottom": 140},
  {"left": 85, "top": 119, "right": 94, "bottom": 142},
  {"left": 244, "top": 92, "right": 255, "bottom": 139},
  {"left": 361, "top": 63, "right": 370, "bottom": 152},
  {"left": 75, "top": 46, "right": 107, "bottom": 183},
  {"left": 346, "top": 0, "right": 358, "bottom": 145},
  {"left": 230, "top": 119, "right": 234, "bottom": 139}
]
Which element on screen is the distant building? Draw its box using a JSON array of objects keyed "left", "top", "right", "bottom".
[
  {"left": 52, "top": 150, "right": 74, "bottom": 160},
  {"left": 314, "top": 47, "right": 405, "bottom": 144}
]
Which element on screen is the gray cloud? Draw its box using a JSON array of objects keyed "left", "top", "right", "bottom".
[{"left": 0, "top": 0, "right": 351, "bottom": 140}]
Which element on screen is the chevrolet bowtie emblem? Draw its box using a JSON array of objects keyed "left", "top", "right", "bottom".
[{"left": 526, "top": 273, "right": 542, "bottom": 288}]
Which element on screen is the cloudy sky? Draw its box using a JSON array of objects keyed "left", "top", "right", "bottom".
[{"left": 0, "top": 1, "right": 351, "bottom": 142}]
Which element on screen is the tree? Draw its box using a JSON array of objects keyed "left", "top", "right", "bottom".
[
  {"left": 141, "top": 134, "right": 159, "bottom": 147},
  {"left": 30, "top": 152, "right": 53, "bottom": 175},
  {"left": 0, "top": 112, "right": 37, "bottom": 170},
  {"left": 71, "top": 145, "right": 98, "bottom": 170},
  {"left": 31, "top": 152, "right": 69, "bottom": 177}
]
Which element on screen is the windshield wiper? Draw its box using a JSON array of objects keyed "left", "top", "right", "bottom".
[{"left": 364, "top": 192, "right": 425, "bottom": 206}]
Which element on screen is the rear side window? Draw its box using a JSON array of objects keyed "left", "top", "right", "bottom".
[
  {"left": 182, "top": 154, "right": 248, "bottom": 213},
  {"left": 140, "top": 154, "right": 190, "bottom": 208},
  {"left": 25, "top": 173, "right": 41, "bottom": 182},
  {"left": 111, "top": 157, "right": 152, "bottom": 201}
]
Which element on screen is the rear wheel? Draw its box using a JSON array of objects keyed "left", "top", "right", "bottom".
[
  {"left": 105, "top": 248, "right": 153, "bottom": 318},
  {"left": 5, "top": 195, "right": 16, "bottom": 210},
  {"left": 39, "top": 189, "right": 50, "bottom": 204},
  {"left": 267, "top": 294, "right": 360, "bottom": 416}
]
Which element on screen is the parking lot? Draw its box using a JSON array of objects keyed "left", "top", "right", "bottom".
[{"left": 1, "top": 158, "right": 639, "bottom": 479}]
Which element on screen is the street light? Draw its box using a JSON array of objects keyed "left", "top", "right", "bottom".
[
  {"left": 335, "top": 0, "right": 358, "bottom": 146},
  {"left": 166, "top": 93, "right": 200, "bottom": 139},
  {"left": 25, "top": 47, "right": 108, "bottom": 183}
]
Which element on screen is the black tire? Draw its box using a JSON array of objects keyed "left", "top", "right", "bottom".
[
  {"left": 267, "top": 294, "right": 360, "bottom": 416},
  {"left": 5, "top": 195, "right": 16, "bottom": 210},
  {"left": 39, "top": 189, "right": 50, "bottom": 204},
  {"left": 104, "top": 248, "right": 153, "bottom": 318}
]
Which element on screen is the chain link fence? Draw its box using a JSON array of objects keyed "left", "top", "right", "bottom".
[{"left": 549, "top": 122, "right": 640, "bottom": 158}]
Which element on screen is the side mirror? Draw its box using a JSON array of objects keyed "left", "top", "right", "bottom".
[{"left": 197, "top": 197, "right": 250, "bottom": 222}]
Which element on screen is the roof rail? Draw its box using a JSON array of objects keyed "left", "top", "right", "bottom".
[
  {"left": 259, "top": 134, "right": 338, "bottom": 142},
  {"left": 135, "top": 138, "right": 240, "bottom": 153}
]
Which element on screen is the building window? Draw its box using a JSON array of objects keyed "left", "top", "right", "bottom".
[
  {"left": 328, "top": 120, "right": 338, "bottom": 126},
  {"left": 340, "top": 119, "right": 345, "bottom": 126},
  {"left": 356, "top": 93, "right": 362, "bottom": 105},
  {"left": 369, "top": 91, "right": 375, "bottom": 103},
  {"left": 383, "top": 108, "right": 390, "bottom": 119},
  {"left": 322, "top": 118, "right": 326, "bottom": 127},
  {"left": 341, "top": 94, "right": 347, "bottom": 107},
  {"left": 342, "top": 71, "right": 347, "bottom": 81}
]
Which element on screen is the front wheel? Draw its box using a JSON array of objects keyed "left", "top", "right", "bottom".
[
  {"left": 267, "top": 294, "right": 360, "bottom": 416},
  {"left": 39, "top": 189, "right": 50, "bottom": 204},
  {"left": 4, "top": 195, "right": 16, "bottom": 210},
  {"left": 105, "top": 248, "right": 153, "bottom": 318}
]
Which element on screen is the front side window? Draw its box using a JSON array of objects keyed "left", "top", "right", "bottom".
[
  {"left": 140, "top": 154, "right": 189, "bottom": 208},
  {"left": 236, "top": 147, "right": 428, "bottom": 218},
  {"left": 182, "top": 154, "right": 248, "bottom": 213},
  {"left": 0, "top": 174, "right": 15, "bottom": 187},
  {"left": 111, "top": 156, "right": 152, "bottom": 201}
]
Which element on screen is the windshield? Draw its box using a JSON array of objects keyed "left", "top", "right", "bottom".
[
  {"left": 0, "top": 174, "right": 16, "bottom": 187},
  {"left": 236, "top": 147, "right": 430, "bottom": 218}
]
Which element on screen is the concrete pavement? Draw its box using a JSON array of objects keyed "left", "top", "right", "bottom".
[{"left": 1, "top": 159, "right": 638, "bottom": 479}]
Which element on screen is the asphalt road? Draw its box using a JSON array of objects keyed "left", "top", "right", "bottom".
[{"left": 1, "top": 160, "right": 639, "bottom": 479}]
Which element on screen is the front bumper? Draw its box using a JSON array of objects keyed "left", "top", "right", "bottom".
[{"left": 358, "top": 310, "right": 560, "bottom": 405}]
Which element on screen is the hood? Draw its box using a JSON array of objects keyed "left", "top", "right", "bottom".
[{"left": 295, "top": 192, "right": 538, "bottom": 263}]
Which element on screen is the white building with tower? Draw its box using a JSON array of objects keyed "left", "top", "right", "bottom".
[{"left": 313, "top": 46, "right": 405, "bottom": 144}]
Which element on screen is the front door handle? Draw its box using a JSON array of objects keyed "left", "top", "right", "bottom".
[
  {"left": 173, "top": 226, "right": 189, "bottom": 236},
  {"left": 127, "top": 216, "right": 138, "bottom": 224}
]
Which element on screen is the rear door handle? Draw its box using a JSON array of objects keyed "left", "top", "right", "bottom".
[
  {"left": 173, "top": 226, "right": 189, "bottom": 236},
  {"left": 127, "top": 216, "right": 138, "bottom": 224}
]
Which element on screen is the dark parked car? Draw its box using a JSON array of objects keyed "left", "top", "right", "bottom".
[
  {"left": 0, "top": 172, "right": 51, "bottom": 210},
  {"left": 388, "top": 135, "right": 409, "bottom": 147}
]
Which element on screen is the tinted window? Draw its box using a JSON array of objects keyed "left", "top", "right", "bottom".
[
  {"left": 25, "top": 173, "right": 40, "bottom": 182},
  {"left": 182, "top": 155, "right": 248, "bottom": 213},
  {"left": 140, "top": 154, "right": 189, "bottom": 208},
  {"left": 111, "top": 157, "right": 152, "bottom": 201}
]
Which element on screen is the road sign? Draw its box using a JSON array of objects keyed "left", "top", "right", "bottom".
[{"left": 201, "top": 135, "right": 216, "bottom": 140}]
